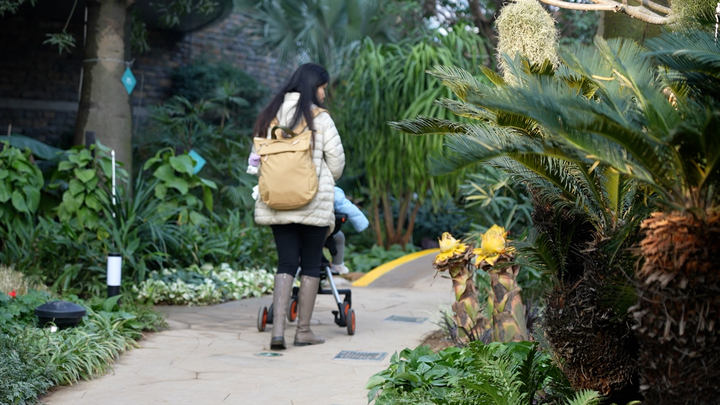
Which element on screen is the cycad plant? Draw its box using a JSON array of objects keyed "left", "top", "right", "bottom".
[
  {"left": 395, "top": 30, "right": 720, "bottom": 403},
  {"left": 394, "top": 70, "right": 647, "bottom": 400}
]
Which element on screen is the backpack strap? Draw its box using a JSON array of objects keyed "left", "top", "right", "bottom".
[{"left": 269, "top": 108, "right": 329, "bottom": 139}]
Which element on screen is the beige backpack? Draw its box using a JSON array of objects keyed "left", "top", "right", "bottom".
[{"left": 253, "top": 108, "right": 327, "bottom": 210}]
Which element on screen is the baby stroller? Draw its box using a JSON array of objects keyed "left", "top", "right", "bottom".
[{"left": 256, "top": 213, "right": 356, "bottom": 335}]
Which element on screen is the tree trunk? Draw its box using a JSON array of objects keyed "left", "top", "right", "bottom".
[
  {"left": 75, "top": 0, "right": 134, "bottom": 176},
  {"left": 597, "top": 3, "right": 662, "bottom": 43}
]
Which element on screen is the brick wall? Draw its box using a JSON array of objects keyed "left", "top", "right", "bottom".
[{"left": 0, "top": 10, "right": 294, "bottom": 147}]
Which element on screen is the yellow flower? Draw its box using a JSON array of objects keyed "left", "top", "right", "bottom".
[
  {"left": 434, "top": 232, "right": 467, "bottom": 264},
  {"left": 473, "top": 225, "right": 513, "bottom": 266},
  {"left": 482, "top": 225, "right": 508, "bottom": 254}
]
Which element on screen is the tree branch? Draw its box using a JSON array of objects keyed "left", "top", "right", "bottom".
[{"left": 538, "top": 0, "right": 670, "bottom": 24}]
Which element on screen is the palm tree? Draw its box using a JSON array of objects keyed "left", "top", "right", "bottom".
[
  {"left": 236, "top": 0, "right": 397, "bottom": 76},
  {"left": 394, "top": 30, "right": 720, "bottom": 403}
]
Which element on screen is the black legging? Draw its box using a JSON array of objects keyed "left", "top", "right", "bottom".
[{"left": 271, "top": 224, "right": 329, "bottom": 278}]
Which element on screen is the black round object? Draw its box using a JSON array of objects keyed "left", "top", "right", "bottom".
[{"left": 34, "top": 300, "right": 87, "bottom": 328}]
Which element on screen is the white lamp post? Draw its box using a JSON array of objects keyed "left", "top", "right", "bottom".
[{"left": 107, "top": 253, "right": 122, "bottom": 297}]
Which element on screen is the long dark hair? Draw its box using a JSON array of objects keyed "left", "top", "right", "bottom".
[{"left": 253, "top": 63, "right": 330, "bottom": 138}]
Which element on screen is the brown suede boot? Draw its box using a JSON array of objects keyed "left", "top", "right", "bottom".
[
  {"left": 270, "top": 273, "right": 294, "bottom": 350},
  {"left": 294, "top": 275, "right": 325, "bottom": 346}
]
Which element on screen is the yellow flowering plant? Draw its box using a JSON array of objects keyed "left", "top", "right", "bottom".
[{"left": 433, "top": 227, "right": 529, "bottom": 344}]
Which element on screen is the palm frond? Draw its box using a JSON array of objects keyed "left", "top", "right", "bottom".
[{"left": 427, "top": 65, "right": 488, "bottom": 102}]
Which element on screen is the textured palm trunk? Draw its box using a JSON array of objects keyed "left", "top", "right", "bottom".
[
  {"left": 631, "top": 211, "right": 720, "bottom": 404},
  {"left": 480, "top": 253, "right": 528, "bottom": 343},
  {"left": 544, "top": 271, "right": 639, "bottom": 398},
  {"left": 74, "top": 0, "right": 134, "bottom": 176},
  {"left": 448, "top": 260, "right": 485, "bottom": 341}
]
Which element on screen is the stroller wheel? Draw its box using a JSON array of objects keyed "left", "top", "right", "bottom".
[
  {"left": 287, "top": 297, "right": 298, "bottom": 322},
  {"left": 257, "top": 306, "right": 268, "bottom": 332},
  {"left": 342, "top": 302, "right": 351, "bottom": 318},
  {"left": 346, "top": 309, "right": 356, "bottom": 335},
  {"left": 267, "top": 303, "right": 274, "bottom": 324}
]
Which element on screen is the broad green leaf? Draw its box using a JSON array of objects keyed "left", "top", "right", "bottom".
[
  {"left": 366, "top": 375, "right": 386, "bottom": 389},
  {"left": 0, "top": 168, "right": 8, "bottom": 180},
  {"left": 58, "top": 160, "right": 75, "bottom": 171},
  {"left": 170, "top": 154, "right": 195, "bottom": 175},
  {"left": 185, "top": 194, "right": 200, "bottom": 207},
  {"left": 0, "top": 134, "right": 65, "bottom": 161},
  {"left": 84, "top": 208, "right": 99, "bottom": 229},
  {"left": 154, "top": 183, "right": 168, "bottom": 199},
  {"left": 69, "top": 178, "right": 84, "bottom": 196},
  {"left": 11, "top": 159, "right": 34, "bottom": 174},
  {"left": 199, "top": 178, "right": 218, "bottom": 189},
  {"left": 189, "top": 210, "right": 206, "bottom": 225},
  {"left": 70, "top": 148, "right": 93, "bottom": 167},
  {"left": 0, "top": 180, "right": 10, "bottom": 203},
  {"left": 86, "top": 175, "right": 99, "bottom": 191},
  {"left": 153, "top": 164, "right": 176, "bottom": 182},
  {"left": 62, "top": 190, "right": 81, "bottom": 213},
  {"left": 23, "top": 186, "right": 40, "bottom": 213},
  {"left": 167, "top": 177, "right": 189, "bottom": 195},
  {"left": 203, "top": 186, "right": 213, "bottom": 211},
  {"left": 74, "top": 168, "right": 96, "bottom": 183},
  {"left": 84, "top": 193, "right": 100, "bottom": 210},
  {"left": 11, "top": 190, "right": 28, "bottom": 213},
  {"left": 76, "top": 207, "right": 90, "bottom": 228},
  {"left": 103, "top": 295, "right": 122, "bottom": 312}
]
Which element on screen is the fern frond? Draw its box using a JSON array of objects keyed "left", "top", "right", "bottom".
[{"left": 565, "top": 389, "right": 602, "bottom": 405}]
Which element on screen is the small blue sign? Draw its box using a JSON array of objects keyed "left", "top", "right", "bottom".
[
  {"left": 121, "top": 67, "right": 137, "bottom": 94},
  {"left": 188, "top": 149, "right": 206, "bottom": 174}
]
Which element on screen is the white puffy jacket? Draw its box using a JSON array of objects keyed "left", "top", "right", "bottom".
[{"left": 253, "top": 92, "right": 345, "bottom": 230}]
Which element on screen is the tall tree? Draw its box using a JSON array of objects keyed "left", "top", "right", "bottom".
[
  {"left": 74, "top": 0, "right": 134, "bottom": 175},
  {"left": 1, "top": 0, "right": 219, "bottom": 178}
]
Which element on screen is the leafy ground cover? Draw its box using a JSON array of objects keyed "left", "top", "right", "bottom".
[
  {"left": 367, "top": 341, "right": 603, "bottom": 405},
  {"left": 134, "top": 264, "right": 275, "bottom": 305},
  {"left": 0, "top": 267, "right": 166, "bottom": 405}
]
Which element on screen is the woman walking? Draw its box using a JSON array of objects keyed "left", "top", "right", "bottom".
[{"left": 251, "top": 63, "right": 345, "bottom": 350}]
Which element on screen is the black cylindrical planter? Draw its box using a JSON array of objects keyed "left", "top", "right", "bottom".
[{"left": 107, "top": 253, "right": 122, "bottom": 298}]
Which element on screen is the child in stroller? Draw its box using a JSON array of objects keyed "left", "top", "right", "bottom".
[{"left": 328, "top": 186, "right": 369, "bottom": 275}]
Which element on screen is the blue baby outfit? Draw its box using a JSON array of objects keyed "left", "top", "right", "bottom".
[{"left": 334, "top": 187, "right": 369, "bottom": 232}]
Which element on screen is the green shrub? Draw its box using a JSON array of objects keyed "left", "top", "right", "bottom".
[
  {"left": 171, "top": 57, "right": 267, "bottom": 127},
  {"left": 367, "top": 341, "right": 589, "bottom": 405},
  {"left": 0, "top": 332, "right": 56, "bottom": 405},
  {"left": 0, "top": 289, "right": 52, "bottom": 334},
  {"left": 48, "top": 143, "right": 127, "bottom": 230},
  {"left": 0, "top": 141, "right": 43, "bottom": 231},
  {"left": 142, "top": 147, "right": 217, "bottom": 224},
  {"left": 411, "top": 198, "right": 471, "bottom": 247},
  {"left": 134, "top": 264, "right": 275, "bottom": 305}
]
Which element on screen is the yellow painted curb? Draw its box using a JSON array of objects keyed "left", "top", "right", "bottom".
[{"left": 351, "top": 248, "right": 440, "bottom": 287}]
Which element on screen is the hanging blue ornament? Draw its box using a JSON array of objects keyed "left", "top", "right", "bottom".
[{"left": 121, "top": 67, "right": 137, "bottom": 95}]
